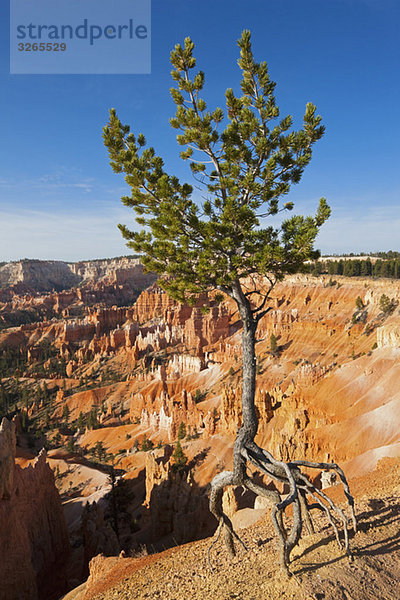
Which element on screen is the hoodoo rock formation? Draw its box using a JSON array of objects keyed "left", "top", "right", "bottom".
[
  {"left": 0, "top": 418, "right": 70, "bottom": 600},
  {"left": 143, "top": 447, "right": 212, "bottom": 544},
  {"left": 130, "top": 387, "right": 216, "bottom": 441}
]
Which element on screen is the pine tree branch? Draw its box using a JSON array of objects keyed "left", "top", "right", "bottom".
[{"left": 181, "top": 65, "right": 227, "bottom": 202}]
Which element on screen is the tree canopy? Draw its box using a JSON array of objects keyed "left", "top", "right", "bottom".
[{"left": 103, "top": 31, "right": 330, "bottom": 308}]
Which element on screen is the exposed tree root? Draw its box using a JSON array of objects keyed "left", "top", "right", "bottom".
[
  {"left": 208, "top": 439, "right": 357, "bottom": 576},
  {"left": 209, "top": 471, "right": 249, "bottom": 560},
  {"left": 207, "top": 520, "right": 223, "bottom": 572}
]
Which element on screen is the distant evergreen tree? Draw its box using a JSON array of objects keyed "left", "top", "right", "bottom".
[
  {"left": 177, "top": 421, "right": 186, "bottom": 440},
  {"left": 66, "top": 438, "right": 76, "bottom": 453},
  {"left": 77, "top": 411, "right": 85, "bottom": 430},
  {"left": 312, "top": 261, "right": 323, "bottom": 276},
  {"left": 172, "top": 440, "right": 188, "bottom": 472},
  {"left": 62, "top": 404, "right": 70, "bottom": 423},
  {"left": 44, "top": 409, "right": 51, "bottom": 429},
  {"left": 381, "top": 261, "right": 392, "bottom": 278},
  {"left": 86, "top": 407, "right": 99, "bottom": 430},
  {"left": 270, "top": 333, "right": 278, "bottom": 355},
  {"left": 93, "top": 440, "right": 106, "bottom": 462},
  {"left": 373, "top": 261, "right": 382, "bottom": 277},
  {"left": 379, "top": 294, "right": 394, "bottom": 315},
  {"left": 327, "top": 261, "right": 337, "bottom": 275},
  {"left": 360, "top": 259, "right": 372, "bottom": 277},
  {"left": 21, "top": 387, "right": 29, "bottom": 408}
]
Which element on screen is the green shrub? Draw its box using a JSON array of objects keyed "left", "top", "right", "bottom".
[{"left": 355, "top": 296, "right": 364, "bottom": 310}]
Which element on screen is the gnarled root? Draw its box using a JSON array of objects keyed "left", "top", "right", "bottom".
[
  {"left": 209, "top": 470, "right": 248, "bottom": 561},
  {"left": 208, "top": 441, "right": 356, "bottom": 575}
]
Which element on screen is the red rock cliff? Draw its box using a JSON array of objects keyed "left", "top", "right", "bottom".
[{"left": 0, "top": 418, "right": 70, "bottom": 600}]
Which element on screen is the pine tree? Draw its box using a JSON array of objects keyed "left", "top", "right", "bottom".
[
  {"left": 62, "top": 404, "right": 70, "bottom": 423},
  {"left": 172, "top": 440, "right": 187, "bottom": 471},
  {"left": 66, "top": 438, "right": 75, "bottom": 453},
  {"left": 379, "top": 293, "right": 393, "bottom": 315},
  {"left": 86, "top": 407, "right": 99, "bottom": 430},
  {"left": 103, "top": 31, "right": 355, "bottom": 574},
  {"left": 93, "top": 441, "right": 106, "bottom": 462},
  {"left": 42, "top": 381, "right": 49, "bottom": 402},
  {"left": 270, "top": 333, "right": 278, "bottom": 355},
  {"left": 77, "top": 411, "right": 85, "bottom": 430},
  {"left": 177, "top": 421, "right": 186, "bottom": 440}
]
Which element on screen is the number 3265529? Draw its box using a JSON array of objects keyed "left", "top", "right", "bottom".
[{"left": 18, "top": 42, "right": 67, "bottom": 51}]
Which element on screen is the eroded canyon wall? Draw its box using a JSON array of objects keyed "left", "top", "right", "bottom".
[
  {"left": 0, "top": 257, "right": 156, "bottom": 292},
  {"left": 0, "top": 418, "right": 70, "bottom": 600}
]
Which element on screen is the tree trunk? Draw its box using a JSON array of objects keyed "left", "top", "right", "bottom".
[
  {"left": 232, "top": 282, "right": 258, "bottom": 481},
  {"left": 240, "top": 318, "right": 258, "bottom": 440}
]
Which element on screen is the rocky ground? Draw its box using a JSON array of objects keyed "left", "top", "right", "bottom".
[{"left": 64, "top": 457, "right": 400, "bottom": 600}]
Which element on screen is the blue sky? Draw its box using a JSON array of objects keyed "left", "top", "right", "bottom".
[{"left": 0, "top": 0, "right": 399, "bottom": 262}]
